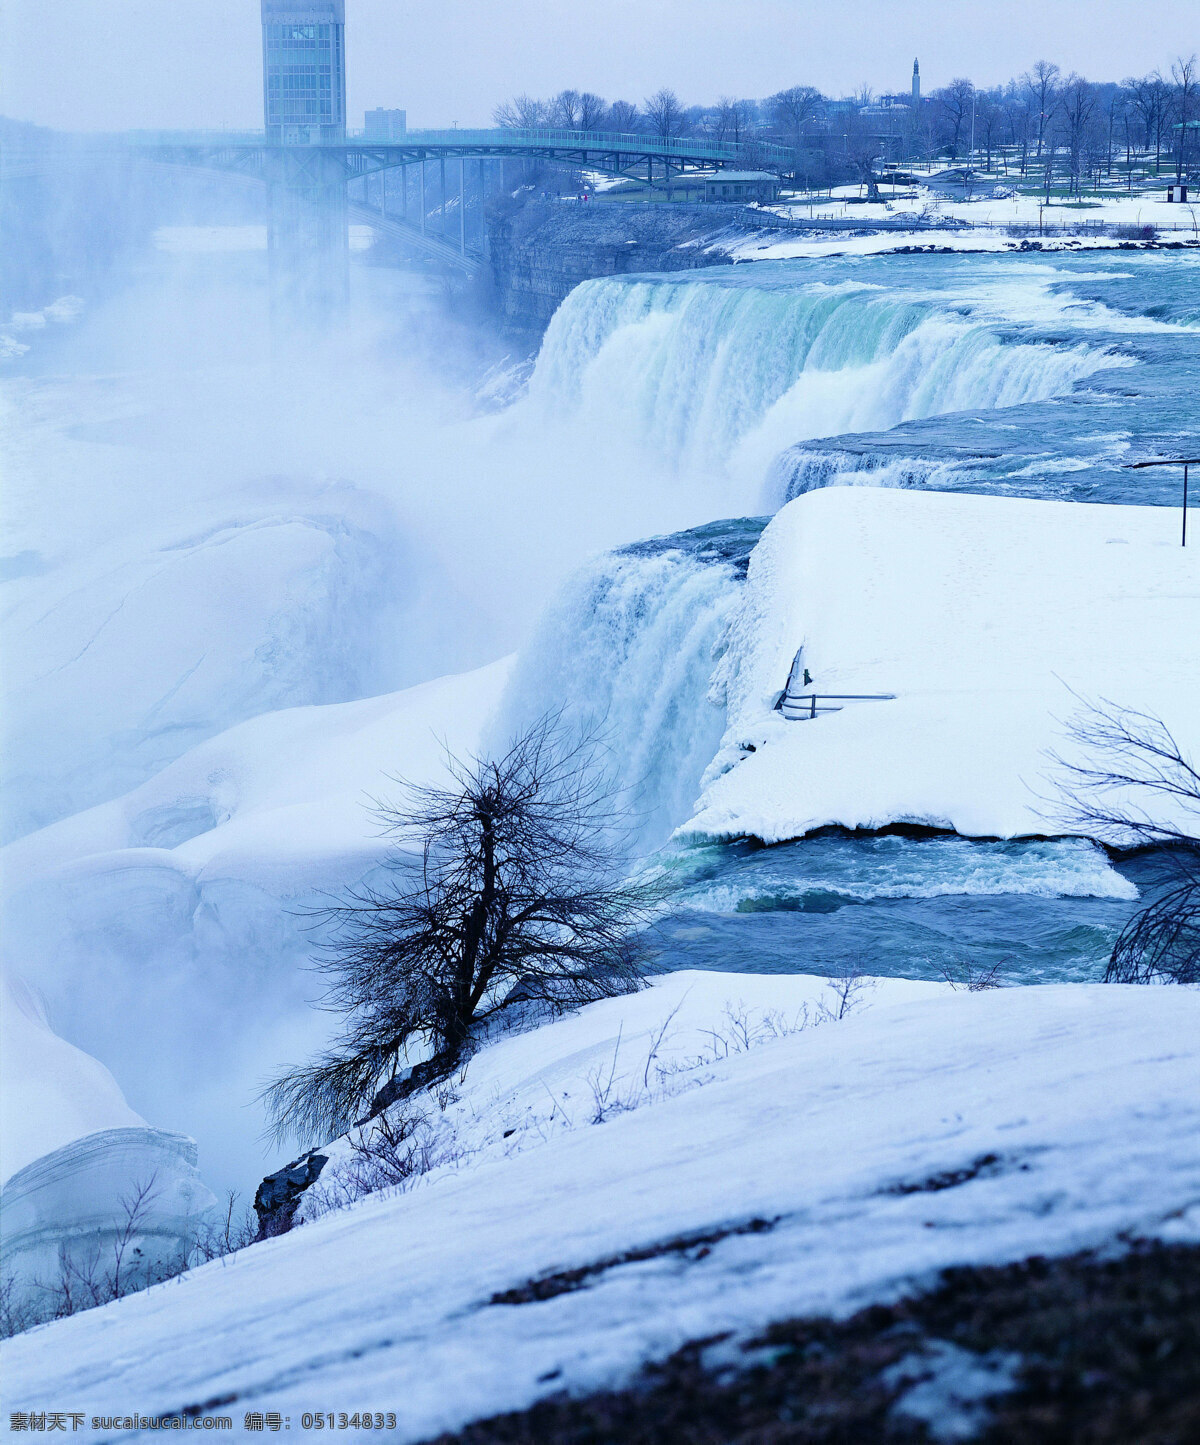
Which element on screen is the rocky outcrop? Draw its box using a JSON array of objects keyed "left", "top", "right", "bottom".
[
  {"left": 254, "top": 1150, "right": 328, "bottom": 1238},
  {"left": 485, "top": 200, "right": 736, "bottom": 337}
]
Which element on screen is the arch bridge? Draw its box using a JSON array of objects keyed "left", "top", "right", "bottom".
[{"left": 121, "top": 128, "right": 791, "bottom": 277}]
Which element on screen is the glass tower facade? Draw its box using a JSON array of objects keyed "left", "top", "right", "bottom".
[{"left": 261, "top": 1, "right": 346, "bottom": 144}]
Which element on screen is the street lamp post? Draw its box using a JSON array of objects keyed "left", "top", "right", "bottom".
[{"left": 1126, "top": 457, "right": 1200, "bottom": 546}]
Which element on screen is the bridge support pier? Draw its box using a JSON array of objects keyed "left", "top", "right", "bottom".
[
  {"left": 459, "top": 157, "right": 466, "bottom": 256},
  {"left": 264, "top": 147, "right": 349, "bottom": 327}
]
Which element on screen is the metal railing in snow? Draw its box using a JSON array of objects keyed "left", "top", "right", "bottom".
[{"left": 779, "top": 692, "right": 897, "bottom": 720}]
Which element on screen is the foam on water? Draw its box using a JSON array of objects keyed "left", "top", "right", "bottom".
[{"left": 664, "top": 835, "right": 1139, "bottom": 913}]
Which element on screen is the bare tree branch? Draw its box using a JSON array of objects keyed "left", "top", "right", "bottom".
[{"left": 264, "top": 717, "right": 669, "bottom": 1146}]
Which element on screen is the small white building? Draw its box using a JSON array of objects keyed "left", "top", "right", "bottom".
[{"left": 704, "top": 170, "right": 780, "bottom": 203}]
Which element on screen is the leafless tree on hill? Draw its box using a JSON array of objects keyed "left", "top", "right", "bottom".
[
  {"left": 264, "top": 718, "right": 666, "bottom": 1147},
  {"left": 1049, "top": 697, "right": 1200, "bottom": 986}
]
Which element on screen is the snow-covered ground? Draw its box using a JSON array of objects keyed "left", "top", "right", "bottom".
[
  {"left": 721, "top": 183, "right": 1200, "bottom": 261},
  {"left": 2, "top": 969, "right": 1198, "bottom": 1438},
  {"left": 774, "top": 181, "right": 1200, "bottom": 232},
  {"left": 0, "top": 660, "right": 512, "bottom": 1190},
  {"left": 1, "top": 969, "right": 215, "bottom": 1326},
  {"left": 2, "top": 659, "right": 513, "bottom": 897},
  {"left": 1, "top": 970, "right": 147, "bottom": 1181},
  {"left": 689, "top": 486, "right": 1200, "bottom": 842}
]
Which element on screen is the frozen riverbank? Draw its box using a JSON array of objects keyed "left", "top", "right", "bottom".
[
  {"left": 688, "top": 486, "right": 1200, "bottom": 843},
  {"left": 3, "top": 970, "right": 1198, "bottom": 1438}
]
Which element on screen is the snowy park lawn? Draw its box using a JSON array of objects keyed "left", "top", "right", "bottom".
[
  {"left": 688, "top": 485, "right": 1200, "bottom": 843},
  {"left": 724, "top": 183, "right": 1200, "bottom": 261},
  {"left": 2, "top": 969, "right": 1198, "bottom": 1439}
]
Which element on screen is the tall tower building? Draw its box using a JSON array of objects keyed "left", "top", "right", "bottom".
[
  {"left": 260, "top": 0, "right": 349, "bottom": 321},
  {"left": 912, "top": 58, "right": 921, "bottom": 107},
  {"left": 261, "top": 1, "right": 346, "bottom": 144}
]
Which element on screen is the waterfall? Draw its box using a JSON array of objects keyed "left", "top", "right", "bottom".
[
  {"left": 771, "top": 448, "right": 957, "bottom": 503},
  {"left": 528, "top": 275, "right": 1122, "bottom": 499},
  {"left": 492, "top": 525, "right": 761, "bottom": 855}
]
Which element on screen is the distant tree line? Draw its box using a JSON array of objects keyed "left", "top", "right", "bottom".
[{"left": 492, "top": 54, "right": 1198, "bottom": 196}]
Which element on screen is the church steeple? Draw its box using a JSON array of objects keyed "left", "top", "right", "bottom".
[{"left": 912, "top": 58, "right": 921, "bottom": 107}]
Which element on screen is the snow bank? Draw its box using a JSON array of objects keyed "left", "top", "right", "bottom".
[
  {"left": 0, "top": 970, "right": 146, "bottom": 1185},
  {"left": 0, "top": 482, "right": 405, "bottom": 840},
  {"left": 726, "top": 229, "right": 1200, "bottom": 263},
  {"left": 0, "top": 659, "right": 512, "bottom": 1190},
  {"left": 2, "top": 970, "right": 1197, "bottom": 1437},
  {"left": 687, "top": 486, "right": 1200, "bottom": 842},
  {"left": 0, "top": 970, "right": 215, "bottom": 1325}
]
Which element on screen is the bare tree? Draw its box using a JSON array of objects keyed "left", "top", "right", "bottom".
[
  {"left": 770, "top": 86, "right": 823, "bottom": 182},
  {"left": 1025, "top": 60, "right": 1062, "bottom": 159},
  {"left": 845, "top": 108, "right": 884, "bottom": 199},
  {"left": 1050, "top": 697, "right": 1200, "bottom": 985},
  {"left": 1172, "top": 54, "right": 1198, "bottom": 181},
  {"left": 265, "top": 720, "right": 664, "bottom": 1147},
  {"left": 577, "top": 92, "right": 607, "bottom": 130},
  {"left": 1061, "top": 75, "right": 1099, "bottom": 195},
  {"left": 714, "top": 96, "right": 757, "bottom": 147},
  {"left": 493, "top": 94, "right": 545, "bottom": 129},
  {"left": 548, "top": 89, "right": 582, "bottom": 129},
  {"left": 1128, "top": 73, "right": 1171, "bottom": 173},
  {"left": 937, "top": 78, "right": 976, "bottom": 159},
  {"left": 606, "top": 99, "right": 641, "bottom": 134},
  {"left": 642, "top": 87, "right": 687, "bottom": 140},
  {"left": 1001, "top": 80, "right": 1033, "bottom": 174},
  {"left": 976, "top": 90, "right": 1002, "bottom": 172}
]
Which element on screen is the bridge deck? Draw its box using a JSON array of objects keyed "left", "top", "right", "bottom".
[{"left": 118, "top": 127, "right": 793, "bottom": 179}]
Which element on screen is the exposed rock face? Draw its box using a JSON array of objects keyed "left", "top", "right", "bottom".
[
  {"left": 254, "top": 1150, "right": 328, "bottom": 1238},
  {"left": 486, "top": 200, "right": 735, "bottom": 338}
]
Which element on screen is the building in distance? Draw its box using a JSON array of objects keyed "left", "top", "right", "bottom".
[
  {"left": 705, "top": 171, "right": 780, "bottom": 203},
  {"left": 365, "top": 108, "right": 407, "bottom": 140}
]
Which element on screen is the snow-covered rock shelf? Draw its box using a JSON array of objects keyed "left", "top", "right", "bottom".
[
  {"left": 2, "top": 970, "right": 1198, "bottom": 1438},
  {"left": 0, "top": 970, "right": 214, "bottom": 1325},
  {"left": 689, "top": 485, "right": 1200, "bottom": 842},
  {"left": 0, "top": 660, "right": 514, "bottom": 1191}
]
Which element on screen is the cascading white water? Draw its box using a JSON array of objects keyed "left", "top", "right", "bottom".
[
  {"left": 492, "top": 540, "right": 748, "bottom": 854},
  {"left": 529, "top": 276, "right": 1122, "bottom": 499},
  {"left": 772, "top": 449, "right": 956, "bottom": 503}
]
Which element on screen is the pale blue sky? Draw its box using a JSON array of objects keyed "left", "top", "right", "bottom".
[{"left": 3, "top": 0, "right": 1195, "bottom": 132}]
